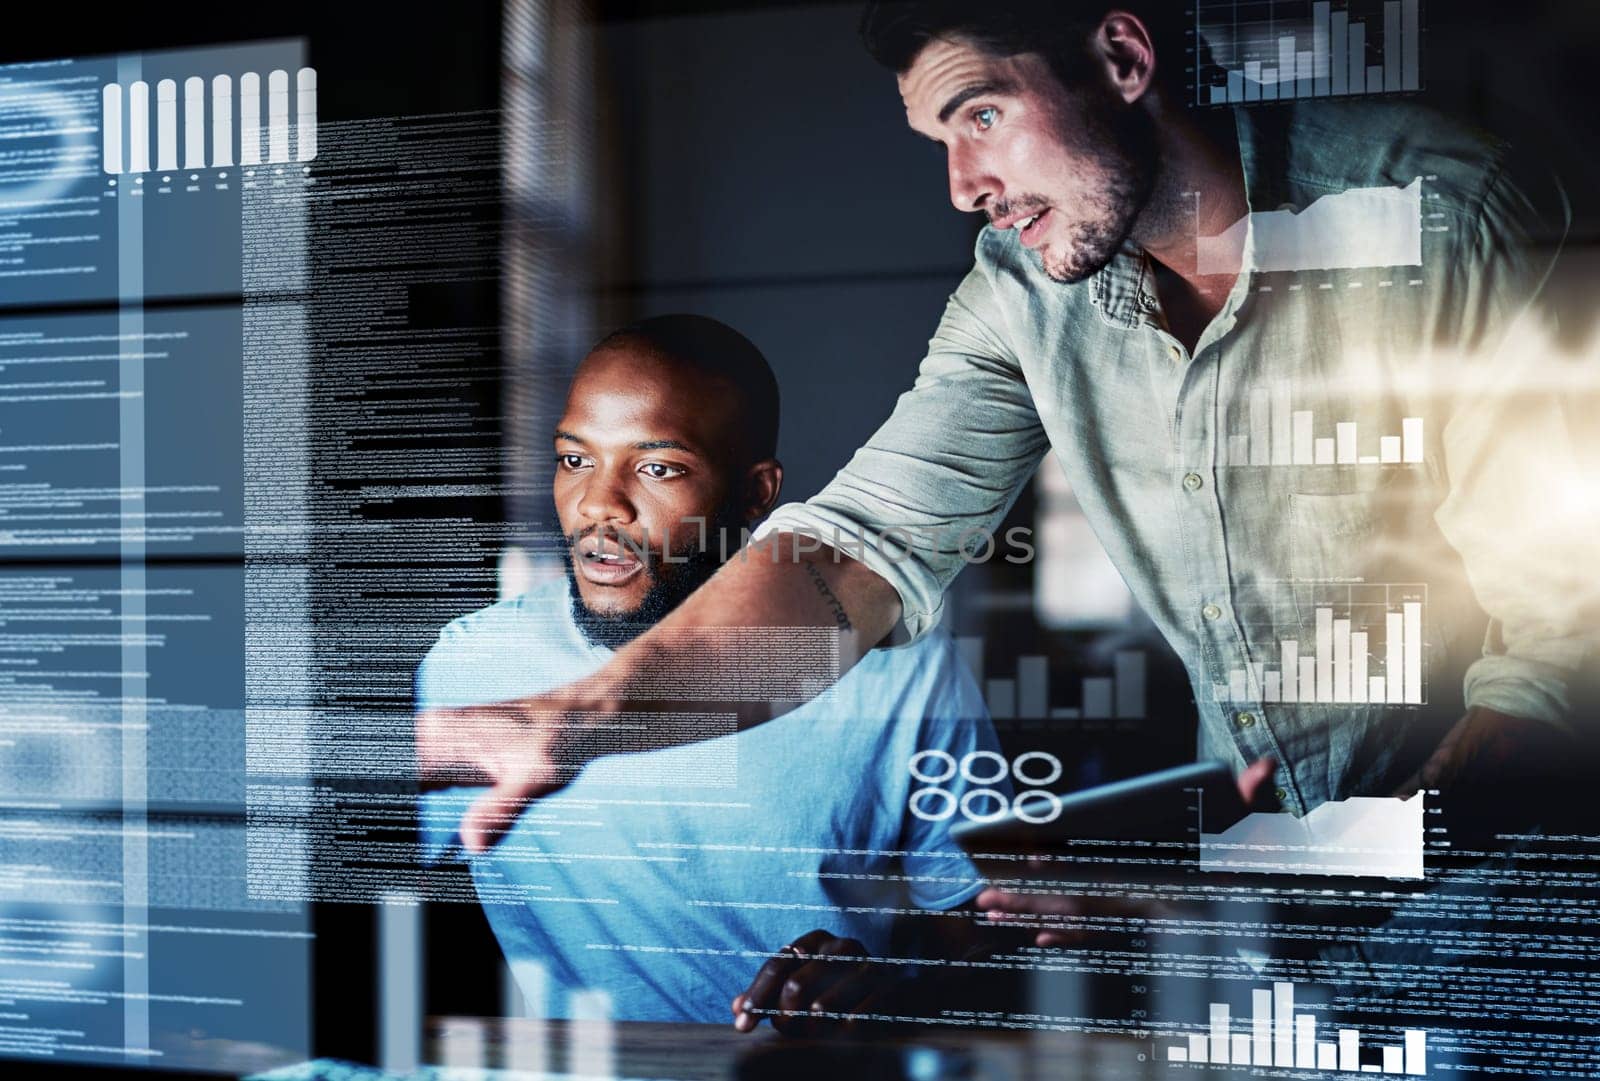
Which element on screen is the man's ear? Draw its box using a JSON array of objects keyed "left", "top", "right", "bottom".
[
  {"left": 742, "top": 458, "right": 783, "bottom": 521},
  {"left": 1094, "top": 11, "right": 1158, "bottom": 105}
]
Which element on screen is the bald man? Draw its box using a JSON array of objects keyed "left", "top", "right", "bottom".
[{"left": 417, "top": 315, "right": 1003, "bottom": 1027}]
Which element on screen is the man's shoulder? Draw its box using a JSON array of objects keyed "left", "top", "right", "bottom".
[
  {"left": 763, "top": 626, "right": 987, "bottom": 765},
  {"left": 417, "top": 578, "right": 593, "bottom": 709},
  {"left": 842, "top": 627, "right": 981, "bottom": 714},
  {"left": 853, "top": 626, "right": 959, "bottom": 675},
  {"left": 1277, "top": 100, "right": 1567, "bottom": 261},
  {"left": 1275, "top": 100, "right": 1514, "bottom": 213},
  {"left": 435, "top": 577, "right": 571, "bottom": 646}
]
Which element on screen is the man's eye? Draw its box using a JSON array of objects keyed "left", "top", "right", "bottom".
[
  {"left": 640, "top": 463, "right": 684, "bottom": 479},
  {"left": 973, "top": 107, "right": 997, "bottom": 131},
  {"left": 557, "top": 454, "right": 588, "bottom": 470}
]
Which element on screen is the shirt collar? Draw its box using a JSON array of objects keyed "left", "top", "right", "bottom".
[{"left": 1091, "top": 237, "right": 1162, "bottom": 330}]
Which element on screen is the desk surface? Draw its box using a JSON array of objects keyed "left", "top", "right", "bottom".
[{"left": 423, "top": 1017, "right": 1216, "bottom": 1081}]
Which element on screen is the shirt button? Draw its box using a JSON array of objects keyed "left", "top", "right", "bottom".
[
  {"left": 1183, "top": 472, "right": 1204, "bottom": 492},
  {"left": 1273, "top": 787, "right": 1288, "bottom": 804},
  {"left": 1235, "top": 711, "right": 1256, "bottom": 728},
  {"left": 1202, "top": 603, "right": 1223, "bottom": 621},
  {"left": 1168, "top": 344, "right": 1183, "bottom": 362}
]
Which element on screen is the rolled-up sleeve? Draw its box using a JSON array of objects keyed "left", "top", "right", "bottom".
[
  {"left": 1431, "top": 158, "right": 1598, "bottom": 727},
  {"left": 757, "top": 260, "right": 1051, "bottom": 643}
]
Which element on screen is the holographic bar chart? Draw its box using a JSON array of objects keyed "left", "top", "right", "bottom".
[
  {"left": 102, "top": 67, "right": 317, "bottom": 173},
  {"left": 1198, "top": 0, "right": 1422, "bottom": 106},
  {"left": 1215, "top": 583, "right": 1426, "bottom": 705},
  {"left": 1223, "top": 382, "right": 1424, "bottom": 467},
  {"left": 1166, "top": 982, "right": 1427, "bottom": 1074}
]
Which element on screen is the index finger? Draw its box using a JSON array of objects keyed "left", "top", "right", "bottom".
[{"left": 1237, "top": 756, "right": 1278, "bottom": 810}]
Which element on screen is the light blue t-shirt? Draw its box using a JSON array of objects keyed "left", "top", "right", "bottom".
[{"left": 416, "top": 577, "right": 1002, "bottom": 1023}]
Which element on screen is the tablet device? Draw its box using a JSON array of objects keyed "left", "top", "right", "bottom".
[{"left": 952, "top": 759, "right": 1250, "bottom": 862}]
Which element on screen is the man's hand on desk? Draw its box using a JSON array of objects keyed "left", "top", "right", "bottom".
[
  {"left": 975, "top": 756, "right": 1279, "bottom": 947},
  {"left": 415, "top": 697, "right": 597, "bottom": 853},
  {"left": 732, "top": 929, "right": 905, "bottom": 1036}
]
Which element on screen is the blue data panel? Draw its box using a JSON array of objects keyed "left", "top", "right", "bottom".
[
  {"left": 0, "top": 895, "right": 310, "bottom": 1070},
  {"left": 0, "top": 36, "right": 314, "bottom": 1076},
  {"left": 0, "top": 305, "right": 245, "bottom": 557},
  {"left": 0, "top": 563, "right": 246, "bottom": 810},
  {"left": 0, "top": 39, "right": 310, "bottom": 307}
]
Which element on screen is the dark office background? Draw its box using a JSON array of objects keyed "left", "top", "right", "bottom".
[{"left": 3, "top": 0, "right": 1598, "bottom": 1074}]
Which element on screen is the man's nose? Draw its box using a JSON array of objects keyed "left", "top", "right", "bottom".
[
  {"left": 577, "top": 468, "right": 637, "bottom": 526},
  {"left": 948, "top": 145, "right": 997, "bottom": 213}
]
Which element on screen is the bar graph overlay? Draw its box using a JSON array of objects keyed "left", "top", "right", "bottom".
[
  {"left": 1213, "top": 583, "right": 1427, "bottom": 706},
  {"left": 1197, "top": 0, "right": 1423, "bottom": 107},
  {"left": 1201, "top": 790, "right": 1424, "bottom": 878},
  {"left": 1165, "top": 982, "right": 1426, "bottom": 1073},
  {"left": 1197, "top": 179, "right": 1422, "bottom": 276},
  {"left": 957, "top": 638, "right": 1146, "bottom": 721},
  {"left": 103, "top": 67, "right": 317, "bottom": 174},
  {"left": 1222, "top": 382, "right": 1424, "bottom": 467}
]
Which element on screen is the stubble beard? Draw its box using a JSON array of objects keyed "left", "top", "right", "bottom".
[
  {"left": 1038, "top": 90, "right": 1159, "bottom": 285},
  {"left": 564, "top": 504, "right": 746, "bottom": 649}
]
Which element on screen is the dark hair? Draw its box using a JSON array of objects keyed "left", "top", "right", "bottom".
[
  {"left": 591, "top": 313, "right": 781, "bottom": 462},
  {"left": 859, "top": 1, "right": 1187, "bottom": 91}
]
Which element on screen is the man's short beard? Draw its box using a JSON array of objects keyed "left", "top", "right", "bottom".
[
  {"left": 1041, "top": 89, "right": 1159, "bottom": 285},
  {"left": 565, "top": 505, "right": 746, "bottom": 649}
]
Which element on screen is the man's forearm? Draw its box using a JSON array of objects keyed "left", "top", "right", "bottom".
[{"left": 564, "top": 533, "right": 903, "bottom": 748}]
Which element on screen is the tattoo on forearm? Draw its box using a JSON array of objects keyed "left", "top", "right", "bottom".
[{"left": 803, "top": 562, "right": 854, "bottom": 632}]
